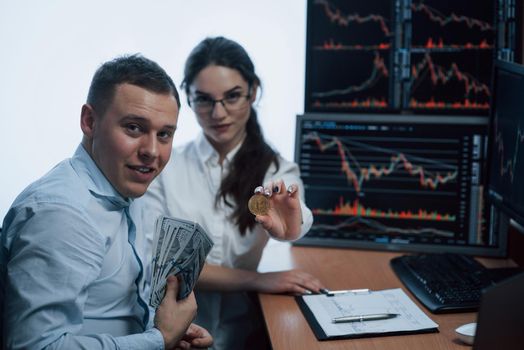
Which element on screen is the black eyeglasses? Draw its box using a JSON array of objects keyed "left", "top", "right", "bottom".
[{"left": 189, "top": 91, "right": 251, "bottom": 114}]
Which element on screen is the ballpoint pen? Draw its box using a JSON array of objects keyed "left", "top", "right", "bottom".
[
  {"left": 320, "top": 288, "right": 370, "bottom": 296},
  {"left": 332, "top": 313, "right": 399, "bottom": 324}
]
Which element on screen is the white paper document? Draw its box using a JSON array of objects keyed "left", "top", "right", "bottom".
[{"left": 299, "top": 288, "right": 438, "bottom": 339}]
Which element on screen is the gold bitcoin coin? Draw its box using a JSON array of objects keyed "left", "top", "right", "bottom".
[{"left": 248, "top": 194, "right": 270, "bottom": 215}]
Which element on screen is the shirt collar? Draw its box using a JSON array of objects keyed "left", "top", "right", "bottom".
[
  {"left": 195, "top": 132, "right": 243, "bottom": 166},
  {"left": 71, "top": 144, "right": 131, "bottom": 208}
]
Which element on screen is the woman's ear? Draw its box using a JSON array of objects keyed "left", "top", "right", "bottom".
[{"left": 249, "top": 82, "right": 259, "bottom": 103}]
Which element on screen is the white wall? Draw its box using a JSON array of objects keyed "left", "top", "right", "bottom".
[{"left": 0, "top": 1, "right": 307, "bottom": 220}]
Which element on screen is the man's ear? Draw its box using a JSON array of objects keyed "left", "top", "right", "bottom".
[{"left": 80, "top": 104, "right": 96, "bottom": 138}]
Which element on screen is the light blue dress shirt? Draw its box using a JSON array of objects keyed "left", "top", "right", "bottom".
[{"left": 0, "top": 145, "right": 164, "bottom": 349}]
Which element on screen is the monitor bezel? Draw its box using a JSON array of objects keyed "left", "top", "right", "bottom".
[
  {"left": 303, "top": 0, "right": 496, "bottom": 116},
  {"left": 294, "top": 112, "right": 507, "bottom": 257},
  {"left": 486, "top": 59, "right": 524, "bottom": 229}
]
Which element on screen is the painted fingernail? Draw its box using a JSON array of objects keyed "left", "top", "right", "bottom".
[
  {"left": 264, "top": 189, "right": 271, "bottom": 196},
  {"left": 273, "top": 186, "right": 280, "bottom": 193},
  {"left": 319, "top": 288, "right": 330, "bottom": 294},
  {"left": 303, "top": 290, "right": 313, "bottom": 295},
  {"left": 254, "top": 186, "right": 264, "bottom": 194},
  {"left": 287, "top": 185, "right": 296, "bottom": 194}
]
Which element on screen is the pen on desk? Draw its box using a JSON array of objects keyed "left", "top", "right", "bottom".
[
  {"left": 320, "top": 288, "right": 370, "bottom": 296},
  {"left": 332, "top": 313, "right": 399, "bottom": 324}
]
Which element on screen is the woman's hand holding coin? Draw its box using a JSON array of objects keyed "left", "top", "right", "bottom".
[{"left": 248, "top": 179, "right": 303, "bottom": 240}]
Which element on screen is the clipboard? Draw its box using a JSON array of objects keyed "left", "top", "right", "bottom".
[{"left": 295, "top": 288, "right": 438, "bottom": 341}]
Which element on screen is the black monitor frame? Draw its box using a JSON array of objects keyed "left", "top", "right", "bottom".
[
  {"left": 294, "top": 113, "right": 507, "bottom": 256},
  {"left": 303, "top": 0, "right": 501, "bottom": 115},
  {"left": 487, "top": 60, "right": 524, "bottom": 232}
]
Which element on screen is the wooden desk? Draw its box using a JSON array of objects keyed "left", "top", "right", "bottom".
[{"left": 257, "top": 242, "right": 517, "bottom": 350}]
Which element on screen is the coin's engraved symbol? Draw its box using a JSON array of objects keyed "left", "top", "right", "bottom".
[{"left": 248, "top": 194, "right": 270, "bottom": 215}]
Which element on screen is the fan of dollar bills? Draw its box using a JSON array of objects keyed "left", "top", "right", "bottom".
[{"left": 149, "top": 216, "right": 214, "bottom": 308}]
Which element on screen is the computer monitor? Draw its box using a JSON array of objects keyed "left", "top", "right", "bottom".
[
  {"left": 487, "top": 60, "right": 524, "bottom": 238},
  {"left": 304, "top": 0, "right": 497, "bottom": 114},
  {"left": 294, "top": 113, "right": 506, "bottom": 256}
]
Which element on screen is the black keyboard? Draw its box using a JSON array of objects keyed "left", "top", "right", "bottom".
[{"left": 390, "top": 253, "right": 520, "bottom": 313}]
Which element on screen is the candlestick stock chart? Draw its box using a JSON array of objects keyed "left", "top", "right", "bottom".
[{"left": 295, "top": 114, "right": 489, "bottom": 250}]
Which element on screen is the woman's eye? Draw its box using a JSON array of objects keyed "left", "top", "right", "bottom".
[
  {"left": 194, "top": 96, "right": 212, "bottom": 104},
  {"left": 225, "top": 92, "right": 241, "bottom": 103}
]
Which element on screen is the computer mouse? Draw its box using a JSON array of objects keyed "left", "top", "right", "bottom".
[{"left": 455, "top": 322, "right": 476, "bottom": 345}]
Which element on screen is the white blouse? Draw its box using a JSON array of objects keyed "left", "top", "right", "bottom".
[
  {"left": 141, "top": 133, "right": 313, "bottom": 271},
  {"left": 140, "top": 133, "right": 313, "bottom": 349}
]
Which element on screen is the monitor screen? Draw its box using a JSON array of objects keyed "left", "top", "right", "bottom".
[
  {"left": 304, "top": 0, "right": 497, "bottom": 114},
  {"left": 294, "top": 113, "right": 506, "bottom": 256},
  {"left": 487, "top": 60, "right": 524, "bottom": 229}
]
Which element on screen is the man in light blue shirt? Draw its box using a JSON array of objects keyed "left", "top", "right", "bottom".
[{"left": 0, "top": 55, "right": 212, "bottom": 349}]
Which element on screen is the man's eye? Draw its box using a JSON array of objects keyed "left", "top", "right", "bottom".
[
  {"left": 126, "top": 124, "right": 142, "bottom": 133},
  {"left": 158, "top": 130, "right": 174, "bottom": 141}
]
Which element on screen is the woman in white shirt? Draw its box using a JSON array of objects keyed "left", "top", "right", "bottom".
[{"left": 143, "top": 36, "right": 323, "bottom": 349}]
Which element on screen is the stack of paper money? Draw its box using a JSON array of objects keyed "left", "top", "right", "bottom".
[{"left": 149, "top": 216, "right": 214, "bottom": 308}]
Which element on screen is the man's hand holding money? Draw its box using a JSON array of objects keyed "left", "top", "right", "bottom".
[{"left": 154, "top": 276, "right": 213, "bottom": 350}]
